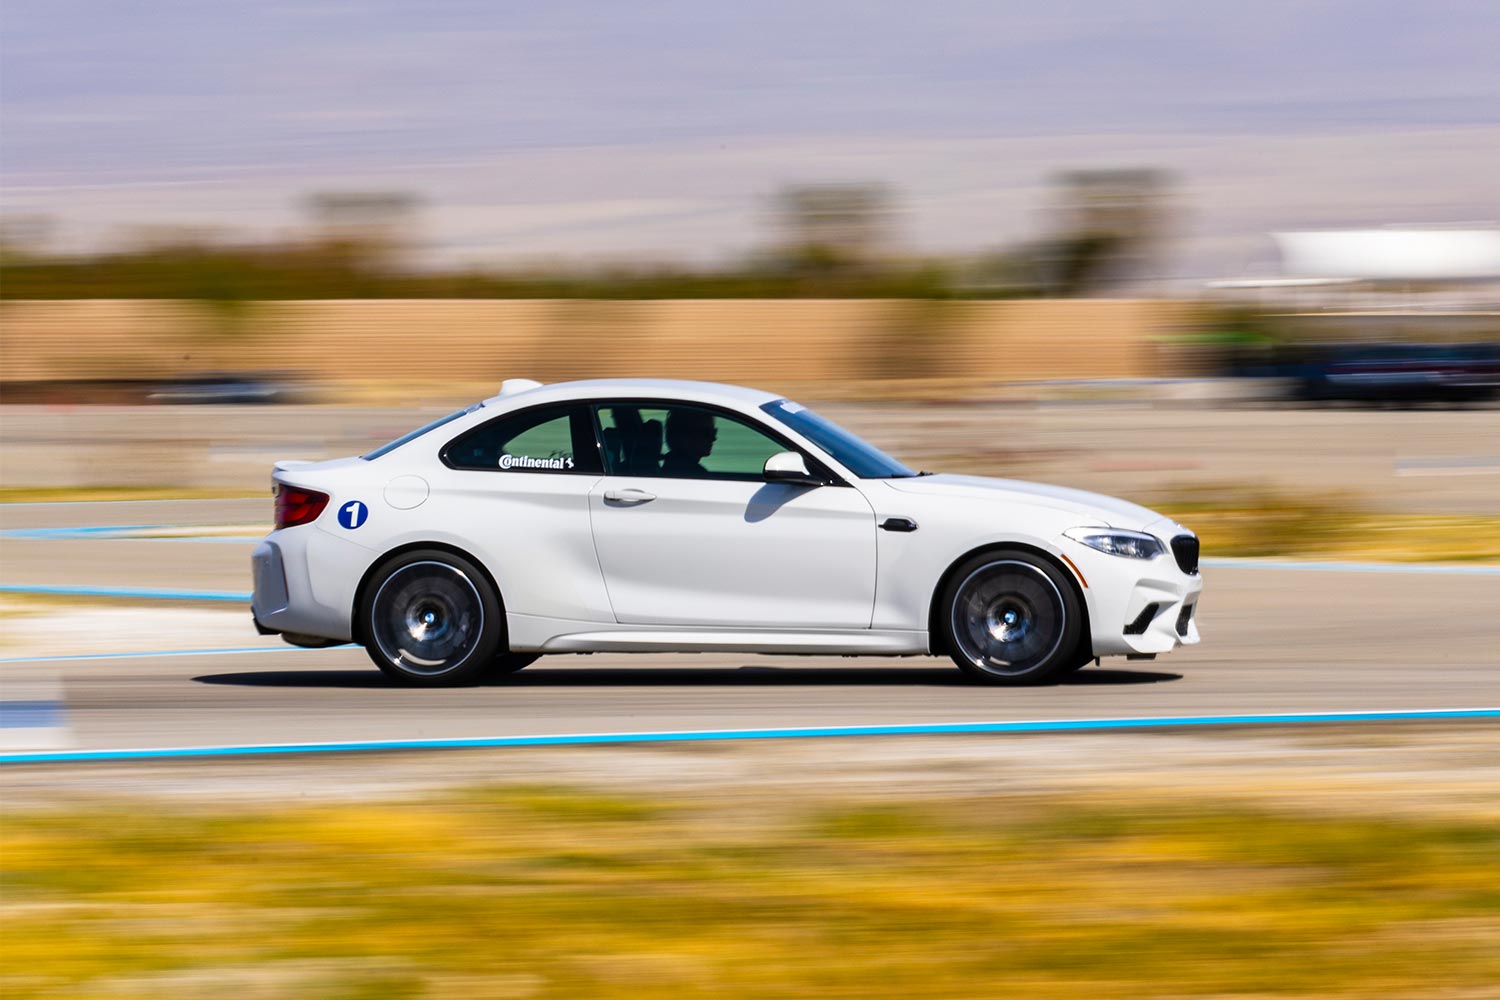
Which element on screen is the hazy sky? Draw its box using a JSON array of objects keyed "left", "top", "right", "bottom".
[{"left": 3, "top": 0, "right": 1497, "bottom": 275}]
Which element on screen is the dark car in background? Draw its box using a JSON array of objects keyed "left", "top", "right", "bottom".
[
  {"left": 1282, "top": 342, "right": 1500, "bottom": 405},
  {"left": 148, "top": 372, "right": 312, "bottom": 405}
]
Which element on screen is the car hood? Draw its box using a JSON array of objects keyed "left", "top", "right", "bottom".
[{"left": 882, "top": 473, "right": 1162, "bottom": 530}]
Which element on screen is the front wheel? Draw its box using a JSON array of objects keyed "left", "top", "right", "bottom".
[
  {"left": 360, "top": 550, "right": 503, "bottom": 686},
  {"left": 939, "top": 550, "right": 1083, "bottom": 686},
  {"left": 489, "top": 652, "right": 540, "bottom": 676},
  {"left": 1057, "top": 647, "right": 1097, "bottom": 676}
]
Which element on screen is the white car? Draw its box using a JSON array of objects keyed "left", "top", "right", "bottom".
[{"left": 252, "top": 378, "right": 1201, "bottom": 686}]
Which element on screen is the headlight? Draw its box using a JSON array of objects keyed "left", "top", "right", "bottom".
[{"left": 1063, "top": 527, "right": 1165, "bottom": 560}]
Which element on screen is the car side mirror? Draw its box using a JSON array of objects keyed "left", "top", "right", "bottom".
[{"left": 763, "top": 451, "right": 823, "bottom": 487}]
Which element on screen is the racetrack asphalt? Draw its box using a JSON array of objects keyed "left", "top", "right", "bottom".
[{"left": 2, "top": 500, "right": 1498, "bottom": 760}]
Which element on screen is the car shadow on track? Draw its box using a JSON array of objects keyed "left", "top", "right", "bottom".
[{"left": 192, "top": 665, "right": 1183, "bottom": 688}]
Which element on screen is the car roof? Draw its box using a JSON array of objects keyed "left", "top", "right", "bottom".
[{"left": 482, "top": 378, "right": 785, "bottom": 411}]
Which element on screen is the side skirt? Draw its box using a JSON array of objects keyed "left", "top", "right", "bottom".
[{"left": 507, "top": 614, "right": 929, "bottom": 655}]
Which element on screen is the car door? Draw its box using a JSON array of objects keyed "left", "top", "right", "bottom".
[
  {"left": 427, "top": 403, "right": 613, "bottom": 623},
  {"left": 587, "top": 401, "right": 877, "bottom": 628}
]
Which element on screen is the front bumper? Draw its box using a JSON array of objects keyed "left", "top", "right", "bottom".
[
  {"left": 1096, "top": 572, "right": 1202, "bottom": 657},
  {"left": 1067, "top": 536, "right": 1203, "bottom": 659}
]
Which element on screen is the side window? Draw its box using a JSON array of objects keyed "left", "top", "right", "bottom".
[
  {"left": 595, "top": 403, "right": 791, "bottom": 480},
  {"left": 443, "top": 406, "right": 601, "bottom": 474}
]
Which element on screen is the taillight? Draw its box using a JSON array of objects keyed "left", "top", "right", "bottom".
[{"left": 274, "top": 484, "right": 329, "bottom": 529}]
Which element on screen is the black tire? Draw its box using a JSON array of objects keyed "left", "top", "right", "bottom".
[
  {"left": 1058, "top": 646, "right": 1097, "bottom": 676},
  {"left": 489, "top": 652, "right": 541, "bottom": 676},
  {"left": 939, "top": 549, "right": 1084, "bottom": 686},
  {"left": 360, "top": 549, "right": 503, "bottom": 686}
]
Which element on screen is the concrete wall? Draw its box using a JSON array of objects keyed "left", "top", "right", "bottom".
[{"left": 1, "top": 298, "right": 1196, "bottom": 398}]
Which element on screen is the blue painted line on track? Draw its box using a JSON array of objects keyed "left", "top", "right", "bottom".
[
  {"left": 0, "top": 644, "right": 349, "bottom": 665},
  {"left": 1200, "top": 557, "right": 1500, "bottom": 576},
  {"left": 0, "top": 700, "right": 65, "bottom": 729},
  {"left": 0, "top": 584, "right": 250, "bottom": 602},
  {"left": 4, "top": 525, "right": 158, "bottom": 539},
  {"left": 3, "top": 709, "right": 1496, "bottom": 765},
  {"left": 2, "top": 525, "right": 258, "bottom": 544}
]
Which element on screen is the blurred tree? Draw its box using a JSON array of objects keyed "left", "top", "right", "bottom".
[
  {"left": 304, "top": 191, "right": 420, "bottom": 276},
  {"left": 1038, "top": 169, "right": 1172, "bottom": 296},
  {"left": 1, "top": 186, "right": 1050, "bottom": 302},
  {"left": 0, "top": 215, "right": 55, "bottom": 263},
  {"left": 120, "top": 226, "right": 261, "bottom": 345},
  {"left": 772, "top": 183, "right": 894, "bottom": 276}
]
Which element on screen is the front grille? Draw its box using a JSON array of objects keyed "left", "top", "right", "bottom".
[
  {"left": 1124, "top": 603, "right": 1160, "bottom": 636},
  {"left": 1170, "top": 535, "right": 1200, "bottom": 575}
]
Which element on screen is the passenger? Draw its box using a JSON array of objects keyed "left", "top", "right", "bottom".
[
  {"left": 661, "top": 408, "right": 717, "bottom": 477},
  {"left": 604, "top": 406, "right": 662, "bottom": 474}
]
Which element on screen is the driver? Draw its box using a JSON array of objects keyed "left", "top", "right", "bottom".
[{"left": 660, "top": 408, "right": 717, "bottom": 477}]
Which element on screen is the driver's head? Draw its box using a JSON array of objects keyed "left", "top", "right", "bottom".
[{"left": 665, "top": 408, "right": 717, "bottom": 459}]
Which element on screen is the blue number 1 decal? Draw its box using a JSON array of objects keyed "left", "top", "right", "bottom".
[{"left": 338, "top": 500, "right": 368, "bottom": 530}]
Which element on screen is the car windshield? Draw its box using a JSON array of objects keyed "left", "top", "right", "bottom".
[
  {"left": 761, "top": 399, "right": 917, "bottom": 479},
  {"left": 362, "top": 403, "right": 482, "bottom": 460}
]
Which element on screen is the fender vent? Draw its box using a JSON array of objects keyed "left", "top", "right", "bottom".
[
  {"left": 1171, "top": 535, "right": 1200, "bottom": 575},
  {"left": 1124, "top": 603, "right": 1160, "bottom": 636}
]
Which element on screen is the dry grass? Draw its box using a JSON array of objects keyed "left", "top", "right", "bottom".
[
  {"left": 1159, "top": 486, "right": 1500, "bottom": 562},
  {"left": 4, "top": 788, "right": 1499, "bottom": 999}
]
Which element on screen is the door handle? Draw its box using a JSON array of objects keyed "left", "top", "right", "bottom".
[{"left": 604, "top": 488, "right": 657, "bottom": 504}]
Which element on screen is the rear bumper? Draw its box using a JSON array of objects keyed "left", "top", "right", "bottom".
[{"left": 251, "top": 531, "right": 358, "bottom": 643}]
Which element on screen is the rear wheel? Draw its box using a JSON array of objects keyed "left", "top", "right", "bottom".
[
  {"left": 361, "top": 550, "right": 503, "bottom": 686},
  {"left": 940, "top": 550, "right": 1083, "bottom": 686}
]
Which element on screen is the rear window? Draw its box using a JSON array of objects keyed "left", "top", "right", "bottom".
[{"left": 442, "top": 405, "right": 602, "bottom": 474}]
